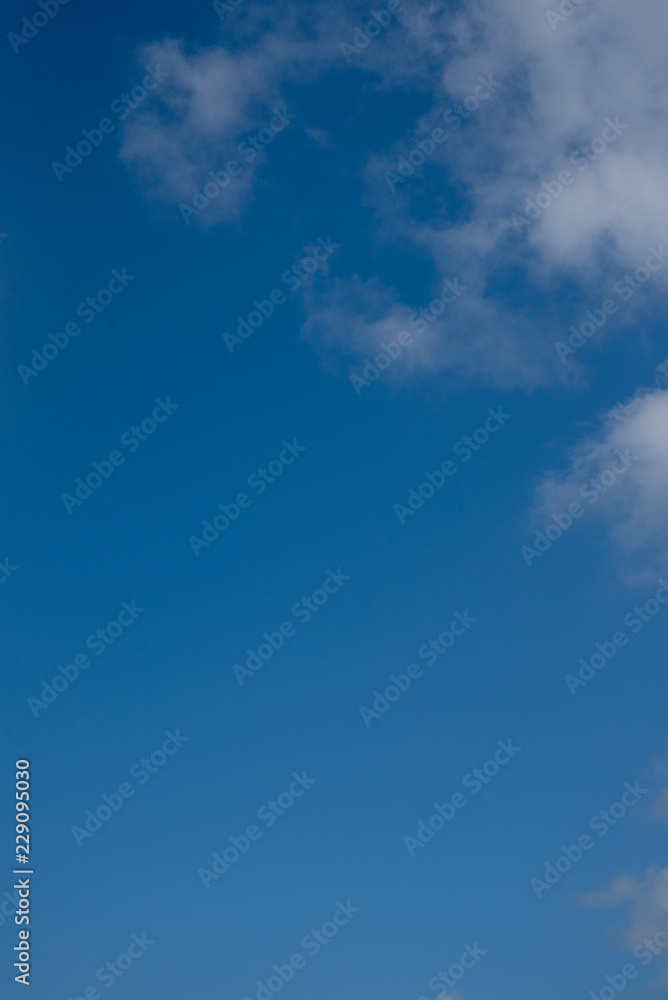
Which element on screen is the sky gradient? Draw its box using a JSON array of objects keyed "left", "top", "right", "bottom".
[{"left": 2, "top": 1, "right": 668, "bottom": 998}]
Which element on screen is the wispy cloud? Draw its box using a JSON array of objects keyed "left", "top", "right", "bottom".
[
  {"left": 582, "top": 867, "right": 668, "bottom": 948},
  {"left": 533, "top": 368, "right": 668, "bottom": 579},
  {"left": 117, "top": 4, "right": 346, "bottom": 223}
]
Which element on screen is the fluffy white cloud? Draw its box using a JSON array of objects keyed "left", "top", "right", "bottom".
[
  {"left": 428, "top": 0, "right": 668, "bottom": 265},
  {"left": 331, "top": 0, "right": 668, "bottom": 386},
  {"left": 118, "top": 0, "right": 668, "bottom": 383},
  {"left": 533, "top": 371, "right": 668, "bottom": 577}
]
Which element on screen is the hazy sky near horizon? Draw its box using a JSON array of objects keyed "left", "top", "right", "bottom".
[{"left": 3, "top": 1, "right": 668, "bottom": 998}]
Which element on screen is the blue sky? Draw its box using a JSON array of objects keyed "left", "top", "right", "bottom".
[{"left": 3, "top": 0, "right": 668, "bottom": 998}]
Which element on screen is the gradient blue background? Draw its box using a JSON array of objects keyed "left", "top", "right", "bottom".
[{"left": 2, "top": 1, "right": 667, "bottom": 998}]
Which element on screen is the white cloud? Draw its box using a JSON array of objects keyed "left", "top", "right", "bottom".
[
  {"left": 533, "top": 371, "right": 668, "bottom": 578},
  {"left": 117, "top": 5, "right": 345, "bottom": 223},
  {"left": 582, "top": 867, "right": 668, "bottom": 948},
  {"left": 579, "top": 744, "right": 668, "bottom": 983},
  {"left": 119, "top": 38, "right": 268, "bottom": 219},
  {"left": 424, "top": 0, "right": 668, "bottom": 269},
  {"left": 326, "top": 0, "right": 668, "bottom": 386},
  {"left": 301, "top": 275, "right": 442, "bottom": 381},
  {"left": 118, "top": 0, "right": 668, "bottom": 383}
]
